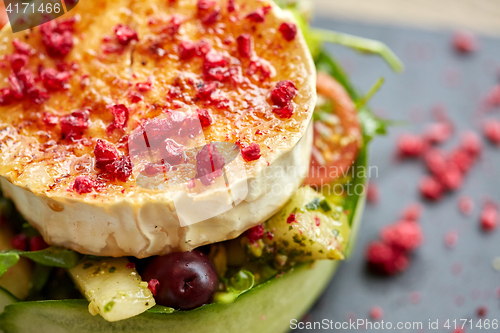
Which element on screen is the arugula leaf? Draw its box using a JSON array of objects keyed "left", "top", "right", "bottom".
[
  {"left": 315, "top": 50, "right": 389, "bottom": 143},
  {"left": 0, "top": 247, "right": 81, "bottom": 278},
  {"left": 15, "top": 247, "right": 81, "bottom": 268},
  {"left": 311, "top": 28, "right": 404, "bottom": 73},
  {"left": 214, "top": 270, "right": 255, "bottom": 304},
  {"left": 0, "top": 253, "right": 20, "bottom": 277},
  {"left": 355, "top": 77, "right": 385, "bottom": 110}
]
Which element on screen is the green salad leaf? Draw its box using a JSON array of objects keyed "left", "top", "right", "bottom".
[
  {"left": 0, "top": 247, "right": 81, "bottom": 278},
  {"left": 18, "top": 247, "right": 81, "bottom": 268},
  {"left": 147, "top": 306, "right": 176, "bottom": 314},
  {"left": 214, "top": 270, "right": 255, "bottom": 304},
  {"left": 0, "top": 252, "right": 20, "bottom": 277}
]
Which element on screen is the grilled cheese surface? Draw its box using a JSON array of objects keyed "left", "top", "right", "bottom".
[{"left": 0, "top": 0, "right": 316, "bottom": 257}]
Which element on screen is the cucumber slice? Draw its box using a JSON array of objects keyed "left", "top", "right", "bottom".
[
  {"left": 0, "top": 260, "right": 339, "bottom": 333},
  {"left": 0, "top": 287, "right": 17, "bottom": 315}
]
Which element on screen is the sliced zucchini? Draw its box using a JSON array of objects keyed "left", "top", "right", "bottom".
[
  {"left": 0, "top": 260, "right": 338, "bottom": 333},
  {"left": 68, "top": 258, "right": 155, "bottom": 322}
]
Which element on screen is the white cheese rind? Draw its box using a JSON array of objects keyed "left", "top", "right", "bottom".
[{"left": 0, "top": 122, "right": 313, "bottom": 257}]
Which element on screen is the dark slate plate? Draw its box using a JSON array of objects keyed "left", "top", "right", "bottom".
[{"left": 297, "top": 17, "right": 500, "bottom": 332}]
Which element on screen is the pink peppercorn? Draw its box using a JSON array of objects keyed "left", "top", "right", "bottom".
[
  {"left": 148, "top": 279, "right": 160, "bottom": 296},
  {"left": 40, "top": 19, "right": 75, "bottom": 57},
  {"left": 11, "top": 234, "right": 29, "bottom": 251},
  {"left": 480, "top": 205, "right": 498, "bottom": 232},
  {"left": 203, "top": 51, "right": 229, "bottom": 81},
  {"left": 0, "top": 88, "right": 13, "bottom": 106},
  {"left": 483, "top": 120, "right": 500, "bottom": 145},
  {"left": 246, "top": 224, "right": 264, "bottom": 242},
  {"left": 273, "top": 104, "right": 294, "bottom": 119},
  {"left": 460, "top": 131, "right": 482, "bottom": 157},
  {"left": 439, "top": 164, "right": 463, "bottom": 191},
  {"left": 126, "top": 262, "right": 136, "bottom": 269},
  {"left": 246, "top": 8, "right": 266, "bottom": 23},
  {"left": 129, "top": 91, "right": 143, "bottom": 103},
  {"left": 279, "top": 22, "right": 297, "bottom": 41},
  {"left": 241, "top": 143, "right": 261, "bottom": 162},
  {"left": 16, "top": 69, "right": 35, "bottom": 90},
  {"left": 313, "top": 216, "right": 320, "bottom": 227},
  {"left": 237, "top": 34, "right": 252, "bottom": 58},
  {"left": 60, "top": 109, "right": 89, "bottom": 140},
  {"left": 114, "top": 24, "right": 138, "bottom": 45},
  {"left": 381, "top": 220, "right": 423, "bottom": 252},
  {"left": 477, "top": 306, "right": 488, "bottom": 317},
  {"left": 452, "top": 30, "right": 478, "bottom": 54},
  {"left": 450, "top": 149, "right": 474, "bottom": 174},
  {"left": 423, "top": 122, "right": 453, "bottom": 145},
  {"left": 484, "top": 85, "right": 500, "bottom": 109},
  {"left": 444, "top": 230, "right": 459, "bottom": 248},
  {"left": 401, "top": 203, "right": 423, "bottom": 221},
  {"left": 270, "top": 80, "right": 298, "bottom": 107},
  {"left": 201, "top": 9, "right": 220, "bottom": 25},
  {"left": 165, "top": 14, "right": 183, "bottom": 35},
  {"left": 105, "top": 156, "right": 133, "bottom": 182},
  {"left": 41, "top": 68, "right": 71, "bottom": 91},
  {"left": 30, "top": 236, "right": 48, "bottom": 252},
  {"left": 287, "top": 213, "right": 296, "bottom": 224},
  {"left": 369, "top": 306, "right": 383, "bottom": 320},
  {"left": 366, "top": 241, "right": 409, "bottom": 276},
  {"left": 197, "top": 0, "right": 216, "bottom": 11},
  {"left": 109, "top": 104, "right": 129, "bottom": 130},
  {"left": 227, "top": 0, "right": 236, "bottom": 12},
  {"left": 419, "top": 176, "right": 444, "bottom": 201},
  {"left": 458, "top": 196, "right": 474, "bottom": 215},
  {"left": 10, "top": 54, "right": 28, "bottom": 73},
  {"left": 94, "top": 139, "right": 119, "bottom": 169},
  {"left": 28, "top": 87, "right": 49, "bottom": 105},
  {"left": 73, "top": 175, "right": 94, "bottom": 194},
  {"left": 12, "top": 38, "right": 34, "bottom": 55},
  {"left": 424, "top": 149, "right": 447, "bottom": 175},
  {"left": 397, "top": 134, "right": 426, "bottom": 158},
  {"left": 42, "top": 112, "right": 58, "bottom": 126},
  {"left": 179, "top": 40, "right": 197, "bottom": 60},
  {"left": 136, "top": 81, "right": 152, "bottom": 92},
  {"left": 196, "top": 109, "right": 212, "bottom": 128},
  {"left": 8, "top": 73, "right": 24, "bottom": 99},
  {"left": 197, "top": 81, "right": 218, "bottom": 101}
]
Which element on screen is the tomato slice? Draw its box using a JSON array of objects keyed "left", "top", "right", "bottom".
[{"left": 304, "top": 72, "right": 362, "bottom": 186}]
